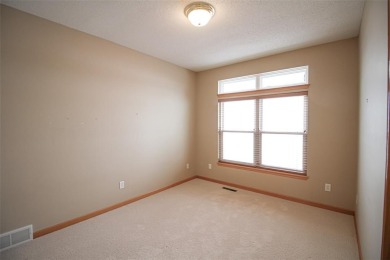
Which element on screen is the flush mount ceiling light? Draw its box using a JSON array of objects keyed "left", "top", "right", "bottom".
[{"left": 184, "top": 2, "right": 215, "bottom": 27}]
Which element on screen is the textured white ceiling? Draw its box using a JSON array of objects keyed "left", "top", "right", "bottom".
[{"left": 2, "top": 0, "right": 365, "bottom": 72}]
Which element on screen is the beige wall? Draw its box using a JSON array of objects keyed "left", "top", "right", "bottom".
[
  {"left": 196, "top": 38, "right": 359, "bottom": 211},
  {"left": 1, "top": 3, "right": 363, "bottom": 238},
  {"left": 0, "top": 6, "right": 196, "bottom": 233},
  {"left": 356, "top": 1, "right": 388, "bottom": 259}
]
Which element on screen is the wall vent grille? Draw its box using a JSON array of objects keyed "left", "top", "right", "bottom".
[{"left": 0, "top": 225, "right": 33, "bottom": 252}]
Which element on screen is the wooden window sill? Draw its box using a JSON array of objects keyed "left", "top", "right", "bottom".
[{"left": 217, "top": 162, "right": 309, "bottom": 180}]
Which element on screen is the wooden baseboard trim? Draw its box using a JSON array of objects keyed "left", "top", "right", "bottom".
[
  {"left": 354, "top": 215, "right": 362, "bottom": 260},
  {"left": 196, "top": 175, "right": 355, "bottom": 216},
  {"left": 33, "top": 176, "right": 196, "bottom": 239},
  {"left": 34, "top": 175, "right": 354, "bottom": 239}
]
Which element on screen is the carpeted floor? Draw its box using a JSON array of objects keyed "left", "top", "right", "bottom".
[{"left": 1, "top": 179, "right": 359, "bottom": 259}]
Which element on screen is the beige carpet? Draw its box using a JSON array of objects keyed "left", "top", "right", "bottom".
[{"left": 1, "top": 179, "right": 359, "bottom": 259}]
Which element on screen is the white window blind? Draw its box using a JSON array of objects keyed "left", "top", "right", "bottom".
[{"left": 218, "top": 66, "right": 309, "bottom": 175}]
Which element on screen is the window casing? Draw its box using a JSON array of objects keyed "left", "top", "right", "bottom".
[{"left": 218, "top": 66, "right": 309, "bottom": 176}]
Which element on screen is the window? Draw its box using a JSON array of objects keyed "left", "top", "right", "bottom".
[{"left": 218, "top": 66, "right": 309, "bottom": 177}]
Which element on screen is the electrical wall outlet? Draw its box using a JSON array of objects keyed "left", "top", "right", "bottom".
[
  {"left": 119, "top": 181, "right": 125, "bottom": 189},
  {"left": 325, "top": 183, "right": 331, "bottom": 192},
  {"left": 208, "top": 164, "right": 212, "bottom": 170},
  {"left": 186, "top": 163, "right": 190, "bottom": 169}
]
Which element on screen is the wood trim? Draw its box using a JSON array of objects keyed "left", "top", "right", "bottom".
[
  {"left": 354, "top": 215, "right": 363, "bottom": 260},
  {"left": 33, "top": 174, "right": 355, "bottom": 241},
  {"left": 33, "top": 176, "right": 196, "bottom": 239},
  {"left": 196, "top": 175, "right": 354, "bottom": 216},
  {"left": 382, "top": 0, "right": 390, "bottom": 258},
  {"left": 218, "top": 91, "right": 309, "bottom": 102},
  {"left": 218, "top": 162, "right": 309, "bottom": 180},
  {"left": 218, "top": 84, "right": 309, "bottom": 101}
]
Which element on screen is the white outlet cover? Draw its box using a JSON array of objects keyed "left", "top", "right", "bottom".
[
  {"left": 325, "top": 183, "right": 331, "bottom": 192},
  {"left": 119, "top": 181, "right": 125, "bottom": 189}
]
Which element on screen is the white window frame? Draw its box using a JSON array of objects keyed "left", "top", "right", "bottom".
[
  {"left": 217, "top": 66, "right": 309, "bottom": 178},
  {"left": 259, "top": 66, "right": 309, "bottom": 89}
]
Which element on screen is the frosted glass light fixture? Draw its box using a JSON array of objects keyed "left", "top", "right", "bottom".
[{"left": 184, "top": 2, "right": 215, "bottom": 27}]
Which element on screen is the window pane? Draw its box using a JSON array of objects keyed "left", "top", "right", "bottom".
[
  {"left": 219, "top": 76, "right": 256, "bottom": 94},
  {"left": 262, "top": 96, "right": 305, "bottom": 132},
  {"left": 222, "top": 100, "right": 255, "bottom": 131},
  {"left": 222, "top": 132, "right": 254, "bottom": 164},
  {"left": 260, "top": 67, "right": 307, "bottom": 89},
  {"left": 261, "top": 134, "right": 303, "bottom": 171}
]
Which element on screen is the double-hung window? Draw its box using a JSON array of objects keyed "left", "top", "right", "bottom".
[{"left": 218, "top": 66, "right": 309, "bottom": 177}]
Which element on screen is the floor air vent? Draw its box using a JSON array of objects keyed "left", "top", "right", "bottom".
[
  {"left": 223, "top": 187, "right": 237, "bottom": 192},
  {"left": 0, "top": 225, "right": 33, "bottom": 252}
]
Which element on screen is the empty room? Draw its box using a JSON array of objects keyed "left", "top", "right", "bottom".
[{"left": 0, "top": 0, "right": 389, "bottom": 259}]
